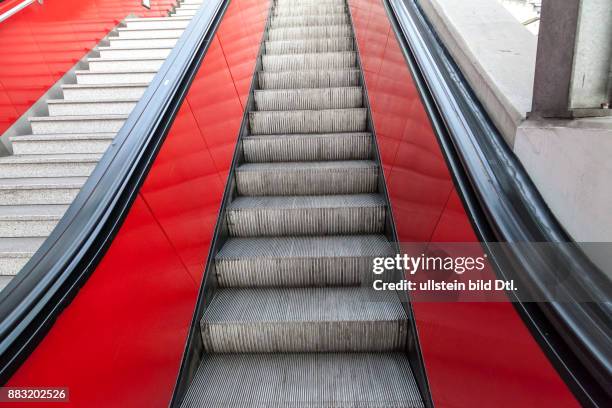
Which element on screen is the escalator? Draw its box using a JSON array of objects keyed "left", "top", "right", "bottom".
[
  {"left": 179, "top": 0, "right": 424, "bottom": 406},
  {"left": 0, "top": 0, "right": 609, "bottom": 406}
]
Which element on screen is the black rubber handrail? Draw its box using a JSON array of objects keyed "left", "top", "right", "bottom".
[
  {"left": 385, "top": 0, "right": 611, "bottom": 406},
  {"left": 0, "top": 0, "right": 229, "bottom": 383}
]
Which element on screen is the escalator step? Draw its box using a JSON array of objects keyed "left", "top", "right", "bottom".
[
  {"left": 215, "top": 235, "right": 393, "bottom": 287},
  {"left": 262, "top": 51, "right": 357, "bottom": 71},
  {"left": 249, "top": 108, "right": 367, "bottom": 134},
  {"left": 254, "top": 87, "right": 362, "bottom": 111},
  {"left": 181, "top": 353, "right": 424, "bottom": 408},
  {"left": 226, "top": 194, "right": 385, "bottom": 236},
  {"left": 270, "top": 14, "right": 349, "bottom": 28},
  {"left": 201, "top": 287, "right": 407, "bottom": 353},
  {"left": 235, "top": 160, "right": 377, "bottom": 196},
  {"left": 258, "top": 69, "right": 360, "bottom": 89},
  {"left": 267, "top": 25, "right": 352, "bottom": 40},
  {"left": 273, "top": 4, "right": 346, "bottom": 17},
  {"left": 243, "top": 132, "right": 371, "bottom": 162},
  {"left": 264, "top": 37, "right": 354, "bottom": 54}
]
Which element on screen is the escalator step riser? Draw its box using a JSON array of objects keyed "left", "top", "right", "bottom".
[
  {"left": 227, "top": 206, "right": 385, "bottom": 236},
  {"left": 267, "top": 25, "right": 352, "bottom": 40},
  {"left": 249, "top": 109, "right": 367, "bottom": 134},
  {"left": 243, "top": 133, "right": 371, "bottom": 162},
  {"left": 235, "top": 167, "right": 377, "bottom": 196},
  {"left": 273, "top": 5, "right": 346, "bottom": 16},
  {"left": 262, "top": 52, "right": 356, "bottom": 71},
  {"left": 258, "top": 69, "right": 360, "bottom": 89},
  {"left": 270, "top": 15, "right": 349, "bottom": 28},
  {"left": 264, "top": 38, "right": 354, "bottom": 55},
  {"left": 254, "top": 87, "right": 362, "bottom": 111},
  {"left": 203, "top": 321, "right": 407, "bottom": 353}
]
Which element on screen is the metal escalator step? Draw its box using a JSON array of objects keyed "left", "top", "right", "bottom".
[
  {"left": 235, "top": 160, "right": 377, "bottom": 196},
  {"left": 262, "top": 52, "right": 356, "bottom": 71},
  {"left": 61, "top": 83, "right": 148, "bottom": 101},
  {"left": 249, "top": 108, "right": 367, "bottom": 134},
  {"left": 270, "top": 15, "right": 349, "bottom": 28},
  {"left": 265, "top": 37, "right": 354, "bottom": 54},
  {"left": 29, "top": 115, "right": 128, "bottom": 134},
  {"left": 182, "top": 353, "right": 424, "bottom": 408},
  {"left": 258, "top": 69, "right": 360, "bottom": 89},
  {"left": 267, "top": 25, "right": 352, "bottom": 40},
  {"left": 10, "top": 133, "right": 114, "bottom": 155},
  {"left": 0, "top": 154, "right": 100, "bottom": 178},
  {"left": 0, "top": 205, "right": 68, "bottom": 237},
  {"left": 201, "top": 287, "right": 407, "bottom": 353},
  {"left": 226, "top": 194, "right": 385, "bottom": 236},
  {"left": 215, "top": 235, "right": 393, "bottom": 287},
  {"left": 47, "top": 98, "right": 139, "bottom": 115},
  {"left": 254, "top": 87, "right": 362, "bottom": 111},
  {"left": 243, "top": 132, "right": 371, "bottom": 162},
  {"left": 0, "top": 237, "right": 46, "bottom": 276},
  {"left": 0, "top": 177, "right": 86, "bottom": 205},
  {"left": 273, "top": 4, "right": 346, "bottom": 16}
]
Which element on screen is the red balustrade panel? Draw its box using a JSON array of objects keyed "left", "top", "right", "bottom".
[
  {"left": 348, "top": 0, "right": 579, "bottom": 406},
  {"left": 0, "top": 0, "right": 175, "bottom": 139},
  {"left": 5, "top": 1, "right": 270, "bottom": 407}
]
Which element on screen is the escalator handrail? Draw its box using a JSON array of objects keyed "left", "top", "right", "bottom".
[
  {"left": 386, "top": 0, "right": 611, "bottom": 405},
  {"left": 0, "top": 0, "right": 228, "bottom": 383}
]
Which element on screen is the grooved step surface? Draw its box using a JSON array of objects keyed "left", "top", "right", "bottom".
[
  {"left": 250, "top": 108, "right": 367, "bottom": 134},
  {"left": 258, "top": 69, "right": 360, "bottom": 89},
  {"left": 254, "top": 87, "right": 362, "bottom": 111},
  {"left": 262, "top": 52, "right": 356, "bottom": 71},
  {"left": 227, "top": 194, "right": 385, "bottom": 236},
  {"left": 271, "top": 15, "right": 349, "bottom": 27},
  {"left": 243, "top": 132, "right": 371, "bottom": 162},
  {"left": 236, "top": 160, "right": 378, "bottom": 196},
  {"left": 215, "top": 235, "right": 393, "bottom": 287},
  {"left": 267, "top": 25, "right": 352, "bottom": 40},
  {"left": 202, "top": 287, "right": 407, "bottom": 353},
  {"left": 182, "top": 353, "right": 424, "bottom": 408},
  {"left": 265, "top": 37, "right": 354, "bottom": 54}
]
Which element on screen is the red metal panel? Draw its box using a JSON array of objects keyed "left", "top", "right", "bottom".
[
  {"left": 0, "top": 0, "right": 175, "bottom": 139},
  {"left": 349, "top": 0, "right": 579, "bottom": 406},
  {"left": 5, "top": 1, "right": 270, "bottom": 406}
]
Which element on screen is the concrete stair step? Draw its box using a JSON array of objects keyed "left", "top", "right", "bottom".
[
  {"left": 182, "top": 353, "right": 423, "bottom": 408},
  {"left": 267, "top": 24, "right": 352, "bottom": 40},
  {"left": 0, "top": 204, "right": 68, "bottom": 237},
  {"left": 97, "top": 45, "right": 173, "bottom": 59},
  {"left": 226, "top": 194, "right": 385, "bottom": 237},
  {"left": 0, "top": 177, "right": 86, "bottom": 205},
  {"left": 215, "top": 235, "right": 393, "bottom": 287},
  {"left": 257, "top": 69, "right": 360, "bottom": 89},
  {"left": 47, "top": 98, "right": 139, "bottom": 115},
  {"left": 235, "top": 160, "right": 378, "bottom": 196},
  {"left": 115, "top": 27, "right": 184, "bottom": 39},
  {"left": 243, "top": 132, "right": 371, "bottom": 162},
  {"left": 0, "top": 154, "right": 100, "bottom": 178},
  {"left": 10, "top": 133, "right": 114, "bottom": 155},
  {"left": 254, "top": 87, "right": 362, "bottom": 111},
  {"left": 173, "top": 8, "right": 197, "bottom": 17},
  {"left": 29, "top": 115, "right": 128, "bottom": 134},
  {"left": 262, "top": 51, "right": 357, "bottom": 71},
  {"left": 264, "top": 37, "right": 354, "bottom": 54},
  {"left": 270, "top": 14, "right": 349, "bottom": 28},
  {"left": 109, "top": 37, "right": 179, "bottom": 48},
  {"left": 0, "top": 237, "right": 46, "bottom": 276},
  {"left": 75, "top": 70, "right": 156, "bottom": 85},
  {"left": 61, "top": 83, "right": 148, "bottom": 101},
  {"left": 123, "top": 16, "right": 192, "bottom": 30},
  {"left": 87, "top": 57, "right": 164, "bottom": 72},
  {"left": 249, "top": 108, "right": 367, "bottom": 134}
]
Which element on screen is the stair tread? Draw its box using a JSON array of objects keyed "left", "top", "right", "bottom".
[
  {"left": 62, "top": 83, "right": 148, "bottom": 89},
  {"left": 246, "top": 131, "right": 370, "bottom": 139},
  {"left": 47, "top": 97, "right": 140, "bottom": 103},
  {"left": 0, "top": 204, "right": 68, "bottom": 219},
  {"left": 11, "top": 133, "right": 115, "bottom": 142},
  {"left": 29, "top": 114, "right": 128, "bottom": 122},
  {"left": 96, "top": 45, "right": 173, "bottom": 51},
  {"left": 87, "top": 56, "right": 165, "bottom": 62},
  {"left": 217, "top": 235, "right": 392, "bottom": 259},
  {"left": 184, "top": 353, "right": 423, "bottom": 408},
  {"left": 123, "top": 16, "right": 192, "bottom": 22},
  {"left": 204, "top": 287, "right": 406, "bottom": 324},
  {"left": 229, "top": 194, "right": 384, "bottom": 210},
  {"left": 0, "top": 177, "right": 87, "bottom": 189},
  {"left": 75, "top": 69, "right": 158, "bottom": 75},
  {"left": 237, "top": 160, "right": 377, "bottom": 172},
  {"left": 0, "top": 154, "right": 101, "bottom": 163},
  {"left": 0, "top": 237, "right": 46, "bottom": 254}
]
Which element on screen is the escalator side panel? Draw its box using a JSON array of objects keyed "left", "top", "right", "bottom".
[
  {"left": 348, "top": 0, "right": 579, "bottom": 407},
  {"left": 4, "top": 2, "right": 270, "bottom": 407}
]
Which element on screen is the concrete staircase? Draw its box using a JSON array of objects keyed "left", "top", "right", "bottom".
[
  {"left": 0, "top": 0, "right": 204, "bottom": 291},
  {"left": 181, "top": 0, "right": 424, "bottom": 406}
]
